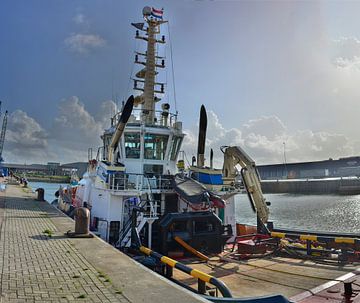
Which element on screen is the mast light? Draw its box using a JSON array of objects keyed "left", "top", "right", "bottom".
[{"left": 142, "top": 6, "right": 152, "bottom": 17}]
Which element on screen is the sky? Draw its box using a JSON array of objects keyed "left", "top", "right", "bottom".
[{"left": 2, "top": 0, "right": 360, "bottom": 166}]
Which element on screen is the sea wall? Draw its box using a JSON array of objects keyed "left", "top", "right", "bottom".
[
  {"left": 26, "top": 175, "right": 70, "bottom": 183},
  {"left": 261, "top": 178, "right": 360, "bottom": 194}
]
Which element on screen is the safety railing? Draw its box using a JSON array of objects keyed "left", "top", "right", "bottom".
[
  {"left": 108, "top": 173, "right": 173, "bottom": 192},
  {"left": 117, "top": 197, "right": 159, "bottom": 248},
  {"left": 111, "top": 108, "right": 178, "bottom": 128},
  {"left": 139, "top": 246, "right": 232, "bottom": 298}
]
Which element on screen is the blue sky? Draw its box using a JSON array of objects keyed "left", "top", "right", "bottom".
[{"left": 2, "top": 1, "right": 360, "bottom": 165}]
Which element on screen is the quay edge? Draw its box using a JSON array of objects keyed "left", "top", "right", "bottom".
[{"left": 0, "top": 182, "right": 208, "bottom": 303}]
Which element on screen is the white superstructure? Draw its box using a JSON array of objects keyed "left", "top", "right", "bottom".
[{"left": 61, "top": 7, "right": 238, "bottom": 254}]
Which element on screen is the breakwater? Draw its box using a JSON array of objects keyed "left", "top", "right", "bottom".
[{"left": 261, "top": 177, "right": 360, "bottom": 194}]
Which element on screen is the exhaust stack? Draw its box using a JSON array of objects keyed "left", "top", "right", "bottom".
[
  {"left": 197, "top": 105, "right": 207, "bottom": 168},
  {"left": 108, "top": 95, "right": 134, "bottom": 163}
]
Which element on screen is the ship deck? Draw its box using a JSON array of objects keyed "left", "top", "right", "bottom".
[{"left": 173, "top": 254, "right": 359, "bottom": 301}]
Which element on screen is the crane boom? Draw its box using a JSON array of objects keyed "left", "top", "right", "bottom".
[
  {"left": 0, "top": 111, "right": 8, "bottom": 162},
  {"left": 222, "top": 146, "right": 269, "bottom": 223},
  {"left": 108, "top": 96, "right": 134, "bottom": 163}
]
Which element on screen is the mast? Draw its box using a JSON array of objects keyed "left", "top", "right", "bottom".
[{"left": 133, "top": 6, "right": 166, "bottom": 125}]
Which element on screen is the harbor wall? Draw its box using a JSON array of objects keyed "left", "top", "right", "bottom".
[
  {"left": 261, "top": 178, "right": 360, "bottom": 194},
  {"left": 26, "top": 175, "right": 70, "bottom": 183}
]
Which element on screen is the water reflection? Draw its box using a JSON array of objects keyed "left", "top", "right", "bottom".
[{"left": 235, "top": 193, "right": 360, "bottom": 234}]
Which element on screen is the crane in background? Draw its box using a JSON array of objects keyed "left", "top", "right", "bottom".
[
  {"left": 0, "top": 111, "right": 8, "bottom": 163},
  {"left": 0, "top": 101, "right": 8, "bottom": 163}
]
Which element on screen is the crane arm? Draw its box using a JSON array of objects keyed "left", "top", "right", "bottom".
[
  {"left": 107, "top": 95, "right": 134, "bottom": 163},
  {"left": 222, "top": 146, "right": 269, "bottom": 223}
]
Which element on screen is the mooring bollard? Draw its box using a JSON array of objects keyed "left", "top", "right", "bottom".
[
  {"left": 74, "top": 207, "right": 90, "bottom": 235},
  {"left": 66, "top": 207, "right": 93, "bottom": 238},
  {"left": 35, "top": 188, "right": 45, "bottom": 201}
]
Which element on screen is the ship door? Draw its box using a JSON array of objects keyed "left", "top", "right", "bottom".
[
  {"left": 164, "top": 194, "right": 178, "bottom": 214},
  {"left": 109, "top": 221, "right": 120, "bottom": 245}
]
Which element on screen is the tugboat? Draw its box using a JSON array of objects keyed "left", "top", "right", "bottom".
[
  {"left": 56, "top": 7, "right": 360, "bottom": 303},
  {"left": 61, "top": 6, "right": 237, "bottom": 257}
]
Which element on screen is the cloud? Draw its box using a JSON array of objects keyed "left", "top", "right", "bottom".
[
  {"left": 51, "top": 96, "right": 115, "bottom": 151},
  {"left": 182, "top": 111, "right": 359, "bottom": 167},
  {"left": 3, "top": 100, "right": 359, "bottom": 168},
  {"left": 73, "top": 13, "right": 86, "bottom": 25},
  {"left": 243, "top": 116, "right": 286, "bottom": 140},
  {"left": 3, "top": 97, "right": 116, "bottom": 164},
  {"left": 332, "top": 37, "right": 360, "bottom": 68},
  {"left": 4, "top": 110, "right": 51, "bottom": 162},
  {"left": 64, "top": 33, "right": 106, "bottom": 54},
  {"left": 47, "top": 96, "right": 116, "bottom": 162}
]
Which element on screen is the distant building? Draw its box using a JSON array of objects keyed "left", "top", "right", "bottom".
[
  {"left": 47, "top": 162, "right": 61, "bottom": 175},
  {"left": 257, "top": 157, "right": 360, "bottom": 180},
  {"left": 3, "top": 162, "right": 88, "bottom": 177},
  {"left": 60, "top": 162, "right": 88, "bottom": 177}
]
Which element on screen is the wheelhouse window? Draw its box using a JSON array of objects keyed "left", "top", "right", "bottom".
[
  {"left": 124, "top": 133, "right": 140, "bottom": 159},
  {"left": 170, "top": 136, "right": 183, "bottom": 160},
  {"left": 144, "top": 133, "right": 168, "bottom": 160}
]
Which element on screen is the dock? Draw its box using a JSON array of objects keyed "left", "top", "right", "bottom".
[
  {"left": 173, "top": 247, "right": 359, "bottom": 301},
  {"left": 2, "top": 181, "right": 359, "bottom": 302},
  {"left": 0, "top": 182, "right": 205, "bottom": 302}
]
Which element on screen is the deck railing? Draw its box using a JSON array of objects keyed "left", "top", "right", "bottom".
[
  {"left": 111, "top": 108, "right": 178, "bottom": 128},
  {"left": 108, "top": 173, "right": 173, "bottom": 192}
]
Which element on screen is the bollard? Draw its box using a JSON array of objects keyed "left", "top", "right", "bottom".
[
  {"left": 35, "top": 188, "right": 45, "bottom": 201},
  {"left": 74, "top": 207, "right": 90, "bottom": 235},
  {"left": 66, "top": 207, "right": 93, "bottom": 238},
  {"left": 344, "top": 281, "right": 353, "bottom": 297}
]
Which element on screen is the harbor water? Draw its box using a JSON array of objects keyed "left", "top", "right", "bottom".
[
  {"left": 235, "top": 193, "right": 360, "bottom": 234},
  {"left": 28, "top": 181, "right": 67, "bottom": 204},
  {"left": 28, "top": 181, "right": 360, "bottom": 235}
]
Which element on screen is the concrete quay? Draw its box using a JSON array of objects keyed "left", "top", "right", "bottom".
[{"left": 0, "top": 183, "right": 206, "bottom": 303}]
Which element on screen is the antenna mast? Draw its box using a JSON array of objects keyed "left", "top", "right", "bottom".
[{"left": 132, "top": 6, "right": 166, "bottom": 125}]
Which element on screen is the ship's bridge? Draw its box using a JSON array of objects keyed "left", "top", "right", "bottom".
[{"left": 102, "top": 108, "right": 184, "bottom": 177}]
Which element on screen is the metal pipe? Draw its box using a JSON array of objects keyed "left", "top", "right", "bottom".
[
  {"left": 139, "top": 245, "right": 232, "bottom": 298},
  {"left": 108, "top": 95, "right": 134, "bottom": 162},
  {"left": 197, "top": 105, "right": 207, "bottom": 168}
]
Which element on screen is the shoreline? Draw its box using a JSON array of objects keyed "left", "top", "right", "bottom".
[{"left": 26, "top": 176, "right": 70, "bottom": 183}]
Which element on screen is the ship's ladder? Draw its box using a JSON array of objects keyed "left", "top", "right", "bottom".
[{"left": 117, "top": 177, "right": 159, "bottom": 248}]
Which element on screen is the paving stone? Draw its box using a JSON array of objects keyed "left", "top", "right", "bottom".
[{"left": 0, "top": 186, "right": 130, "bottom": 302}]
